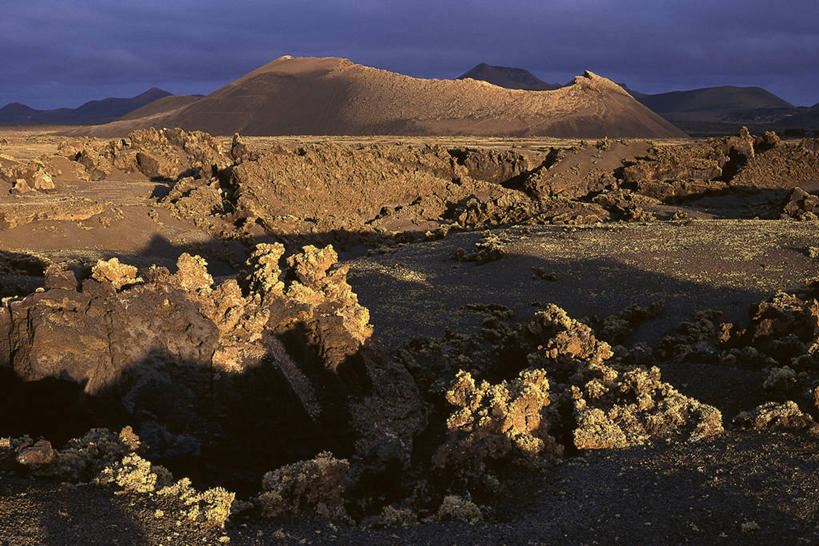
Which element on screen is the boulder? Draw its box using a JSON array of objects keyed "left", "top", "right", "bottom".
[{"left": 15, "top": 438, "right": 55, "bottom": 466}]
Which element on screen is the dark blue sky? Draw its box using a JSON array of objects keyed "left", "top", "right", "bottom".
[{"left": 3, "top": 0, "right": 818, "bottom": 109}]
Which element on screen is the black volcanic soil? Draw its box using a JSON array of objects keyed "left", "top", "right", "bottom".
[
  {"left": 347, "top": 221, "right": 819, "bottom": 347},
  {"left": 2, "top": 431, "right": 817, "bottom": 545}
]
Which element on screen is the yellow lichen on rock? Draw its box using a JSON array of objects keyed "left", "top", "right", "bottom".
[
  {"left": 436, "top": 495, "right": 482, "bottom": 525},
  {"left": 173, "top": 253, "right": 213, "bottom": 292},
  {"left": 433, "top": 368, "right": 562, "bottom": 488},
  {"left": 244, "top": 243, "right": 286, "bottom": 298},
  {"left": 734, "top": 401, "right": 815, "bottom": 430},
  {"left": 91, "top": 257, "right": 143, "bottom": 290},
  {"left": 573, "top": 366, "right": 724, "bottom": 449},
  {"left": 257, "top": 452, "right": 349, "bottom": 520},
  {"left": 97, "top": 453, "right": 172, "bottom": 494}
]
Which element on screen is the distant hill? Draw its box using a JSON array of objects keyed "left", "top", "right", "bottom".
[
  {"left": 774, "top": 104, "right": 819, "bottom": 135},
  {"left": 618, "top": 84, "right": 648, "bottom": 100},
  {"left": 457, "top": 63, "right": 561, "bottom": 91},
  {"left": 0, "top": 88, "right": 172, "bottom": 125},
  {"left": 621, "top": 85, "right": 819, "bottom": 136},
  {"left": 637, "top": 86, "right": 793, "bottom": 114},
  {"left": 73, "top": 56, "right": 684, "bottom": 138}
]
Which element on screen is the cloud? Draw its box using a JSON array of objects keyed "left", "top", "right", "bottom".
[{"left": 1, "top": 0, "right": 817, "bottom": 108}]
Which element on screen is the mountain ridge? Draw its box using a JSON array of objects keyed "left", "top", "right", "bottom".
[
  {"left": 73, "top": 56, "right": 685, "bottom": 138},
  {"left": 0, "top": 88, "right": 172, "bottom": 125}
]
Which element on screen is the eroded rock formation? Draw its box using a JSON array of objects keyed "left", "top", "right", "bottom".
[{"left": 0, "top": 243, "right": 425, "bottom": 491}]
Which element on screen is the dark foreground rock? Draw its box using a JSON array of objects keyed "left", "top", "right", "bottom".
[{"left": 0, "top": 244, "right": 426, "bottom": 495}]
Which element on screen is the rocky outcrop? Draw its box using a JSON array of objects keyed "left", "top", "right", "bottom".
[
  {"left": 257, "top": 452, "right": 349, "bottom": 519},
  {"left": 592, "top": 189, "right": 659, "bottom": 222},
  {"left": 452, "top": 233, "right": 506, "bottom": 264},
  {"left": 658, "top": 309, "right": 727, "bottom": 363},
  {"left": 737, "top": 292, "right": 819, "bottom": 368},
  {"left": 420, "top": 303, "right": 723, "bottom": 490},
  {"left": 621, "top": 129, "right": 819, "bottom": 203},
  {"left": 446, "top": 194, "right": 609, "bottom": 228},
  {"left": 57, "top": 127, "right": 230, "bottom": 182},
  {"left": 0, "top": 244, "right": 425, "bottom": 487},
  {"left": 572, "top": 366, "right": 724, "bottom": 449},
  {"left": 0, "top": 158, "right": 57, "bottom": 194},
  {"left": 733, "top": 401, "right": 816, "bottom": 431},
  {"left": 659, "top": 290, "right": 819, "bottom": 423},
  {"left": 432, "top": 369, "right": 562, "bottom": 489},
  {"left": 447, "top": 148, "right": 533, "bottom": 186},
  {"left": 520, "top": 147, "right": 615, "bottom": 201},
  {"left": 15, "top": 438, "right": 56, "bottom": 466},
  {"left": 780, "top": 187, "right": 819, "bottom": 220},
  {"left": 620, "top": 128, "right": 758, "bottom": 200},
  {"left": 587, "top": 300, "right": 665, "bottom": 345}
]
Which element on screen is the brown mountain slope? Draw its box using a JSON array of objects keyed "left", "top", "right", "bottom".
[
  {"left": 77, "top": 56, "right": 686, "bottom": 138},
  {"left": 120, "top": 95, "right": 203, "bottom": 120}
]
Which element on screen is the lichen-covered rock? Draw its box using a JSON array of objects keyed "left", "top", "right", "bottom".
[
  {"left": 523, "top": 306, "right": 722, "bottom": 448},
  {"left": 407, "top": 303, "right": 724, "bottom": 463},
  {"left": 379, "top": 505, "right": 418, "bottom": 527},
  {"left": 97, "top": 453, "right": 172, "bottom": 493},
  {"left": 763, "top": 366, "right": 799, "bottom": 393},
  {"left": 666, "top": 290, "right": 819, "bottom": 423},
  {"left": 452, "top": 233, "right": 505, "bottom": 264},
  {"left": 158, "top": 478, "right": 235, "bottom": 528},
  {"left": 196, "top": 487, "right": 236, "bottom": 528},
  {"left": 91, "top": 257, "right": 143, "bottom": 290},
  {"left": 432, "top": 369, "right": 562, "bottom": 487},
  {"left": 741, "top": 292, "right": 819, "bottom": 366},
  {"left": 244, "top": 243, "right": 286, "bottom": 299},
  {"left": 658, "top": 309, "right": 726, "bottom": 363},
  {"left": 257, "top": 452, "right": 349, "bottom": 519},
  {"left": 572, "top": 366, "right": 724, "bottom": 449},
  {"left": 435, "top": 495, "right": 482, "bottom": 525},
  {"left": 41, "top": 428, "right": 136, "bottom": 481},
  {"left": 733, "top": 401, "right": 816, "bottom": 431},
  {"left": 525, "top": 304, "right": 616, "bottom": 384},
  {"left": 173, "top": 253, "right": 213, "bottom": 293},
  {"left": 277, "top": 245, "right": 374, "bottom": 370}
]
